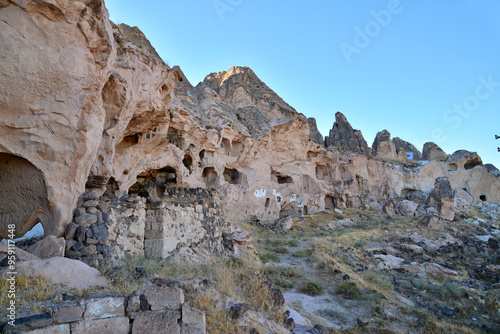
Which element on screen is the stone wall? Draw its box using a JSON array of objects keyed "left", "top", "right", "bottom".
[
  {"left": 1, "top": 287, "right": 205, "bottom": 334},
  {"left": 145, "top": 187, "right": 229, "bottom": 259},
  {"left": 63, "top": 188, "right": 228, "bottom": 266}
]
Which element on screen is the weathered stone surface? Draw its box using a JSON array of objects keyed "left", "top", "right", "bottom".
[
  {"left": 325, "top": 112, "right": 370, "bottom": 156},
  {"left": 422, "top": 207, "right": 444, "bottom": 230},
  {"left": 372, "top": 130, "right": 397, "bottom": 158},
  {"left": 395, "top": 200, "right": 418, "bottom": 217},
  {"left": 393, "top": 137, "right": 422, "bottom": 160},
  {"left": 427, "top": 177, "right": 455, "bottom": 221},
  {"left": 74, "top": 215, "right": 98, "bottom": 226},
  {"left": 131, "top": 311, "right": 181, "bottom": 334},
  {"left": 0, "top": 242, "right": 40, "bottom": 261},
  {"left": 382, "top": 199, "right": 397, "bottom": 217},
  {"left": 3, "top": 257, "right": 108, "bottom": 289},
  {"left": 84, "top": 296, "right": 125, "bottom": 320},
  {"left": 277, "top": 216, "right": 293, "bottom": 230},
  {"left": 374, "top": 254, "right": 406, "bottom": 270},
  {"left": 229, "top": 303, "right": 250, "bottom": 320},
  {"left": 143, "top": 286, "right": 184, "bottom": 311},
  {"left": 71, "top": 317, "right": 129, "bottom": 334},
  {"left": 64, "top": 223, "right": 78, "bottom": 241},
  {"left": 1, "top": 313, "right": 54, "bottom": 333},
  {"left": 422, "top": 142, "right": 447, "bottom": 161},
  {"left": 28, "top": 235, "right": 65, "bottom": 259},
  {"left": 53, "top": 306, "right": 84, "bottom": 324},
  {"left": 182, "top": 304, "right": 206, "bottom": 334},
  {"left": 4, "top": 324, "right": 71, "bottom": 334}
]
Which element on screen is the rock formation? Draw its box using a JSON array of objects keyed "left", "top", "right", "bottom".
[
  {"left": 324, "top": 112, "right": 371, "bottom": 156},
  {"left": 372, "top": 130, "right": 397, "bottom": 158},
  {"left": 1, "top": 0, "right": 500, "bottom": 249},
  {"left": 422, "top": 142, "right": 447, "bottom": 161},
  {"left": 393, "top": 137, "right": 422, "bottom": 160}
]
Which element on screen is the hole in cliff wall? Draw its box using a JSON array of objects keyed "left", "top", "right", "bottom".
[
  {"left": 464, "top": 157, "right": 482, "bottom": 170},
  {"left": 183, "top": 154, "right": 193, "bottom": 174},
  {"left": 324, "top": 195, "right": 335, "bottom": 210},
  {"left": 117, "top": 134, "right": 140, "bottom": 149},
  {"left": 104, "top": 177, "right": 119, "bottom": 196},
  {"left": 480, "top": 195, "right": 487, "bottom": 202},
  {"left": 128, "top": 167, "right": 177, "bottom": 198},
  {"left": 85, "top": 174, "right": 108, "bottom": 190},
  {"left": 448, "top": 163, "right": 458, "bottom": 172},
  {"left": 307, "top": 151, "right": 319, "bottom": 161},
  {"left": 0, "top": 153, "right": 49, "bottom": 238},
  {"left": 401, "top": 188, "right": 417, "bottom": 197},
  {"left": 265, "top": 198, "right": 271, "bottom": 208},
  {"left": 315, "top": 164, "right": 332, "bottom": 181},
  {"left": 231, "top": 141, "right": 244, "bottom": 157},
  {"left": 303, "top": 205, "right": 309, "bottom": 215},
  {"left": 223, "top": 168, "right": 243, "bottom": 185},
  {"left": 202, "top": 167, "right": 218, "bottom": 188},
  {"left": 221, "top": 138, "right": 231, "bottom": 155},
  {"left": 271, "top": 170, "right": 294, "bottom": 184},
  {"left": 167, "top": 129, "right": 183, "bottom": 149},
  {"left": 199, "top": 150, "right": 205, "bottom": 160}
]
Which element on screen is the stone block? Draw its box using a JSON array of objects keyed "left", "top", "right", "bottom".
[
  {"left": 64, "top": 223, "right": 78, "bottom": 240},
  {"left": 143, "top": 286, "right": 184, "bottom": 311},
  {"left": 53, "top": 306, "right": 83, "bottom": 324},
  {"left": 84, "top": 296, "right": 125, "bottom": 320},
  {"left": 28, "top": 235, "right": 65, "bottom": 259},
  {"left": 71, "top": 316, "right": 129, "bottom": 334},
  {"left": 181, "top": 304, "right": 206, "bottom": 334},
  {"left": 131, "top": 311, "right": 181, "bottom": 334},
  {"left": 74, "top": 214, "right": 98, "bottom": 226}
]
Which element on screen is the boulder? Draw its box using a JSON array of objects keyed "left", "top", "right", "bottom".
[
  {"left": 427, "top": 177, "right": 455, "bottom": 221},
  {"left": 181, "top": 304, "right": 206, "bottom": 334},
  {"left": 277, "top": 216, "right": 293, "bottom": 230},
  {"left": 372, "top": 130, "right": 397, "bottom": 158},
  {"left": 382, "top": 199, "right": 397, "bottom": 216},
  {"left": 422, "top": 207, "right": 444, "bottom": 230},
  {"left": 422, "top": 142, "right": 447, "bottom": 161},
  {"left": 53, "top": 306, "right": 84, "bottom": 324},
  {"left": 374, "top": 254, "right": 405, "bottom": 270},
  {"left": 395, "top": 200, "right": 418, "bottom": 217},
  {"left": 324, "top": 112, "right": 371, "bottom": 156},
  {"left": 0, "top": 242, "right": 40, "bottom": 262},
  {"left": 27, "top": 235, "right": 65, "bottom": 259},
  {"left": 143, "top": 286, "right": 184, "bottom": 311},
  {"left": 2, "top": 257, "right": 108, "bottom": 289}
]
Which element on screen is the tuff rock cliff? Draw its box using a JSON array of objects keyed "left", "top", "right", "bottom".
[{"left": 1, "top": 0, "right": 499, "bottom": 243}]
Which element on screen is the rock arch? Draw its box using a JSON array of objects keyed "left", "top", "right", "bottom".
[{"left": 0, "top": 153, "right": 49, "bottom": 238}]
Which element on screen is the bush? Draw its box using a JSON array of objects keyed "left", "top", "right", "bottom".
[
  {"left": 336, "top": 281, "right": 362, "bottom": 299},
  {"left": 276, "top": 279, "right": 294, "bottom": 289},
  {"left": 301, "top": 281, "right": 323, "bottom": 296}
]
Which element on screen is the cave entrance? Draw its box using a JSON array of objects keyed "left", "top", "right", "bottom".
[
  {"left": 324, "top": 195, "right": 335, "bottom": 210},
  {"left": 271, "top": 170, "right": 294, "bottom": 184},
  {"left": 183, "top": 154, "right": 193, "bottom": 174},
  {"left": 223, "top": 168, "right": 243, "bottom": 185},
  {"left": 202, "top": 167, "right": 218, "bottom": 188},
  {"left": 128, "top": 166, "right": 177, "bottom": 198},
  {"left": 480, "top": 195, "right": 487, "bottom": 202},
  {"left": 0, "top": 153, "right": 48, "bottom": 238}
]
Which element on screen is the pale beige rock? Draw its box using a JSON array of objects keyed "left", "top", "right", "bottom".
[
  {"left": 374, "top": 254, "right": 405, "bottom": 270},
  {"left": 424, "top": 263, "right": 459, "bottom": 278},
  {"left": 72, "top": 317, "right": 129, "bottom": 334},
  {"left": 182, "top": 304, "right": 206, "bottom": 334},
  {"left": 0, "top": 241, "right": 40, "bottom": 261},
  {"left": 3, "top": 257, "right": 108, "bottom": 289},
  {"left": 144, "top": 286, "right": 184, "bottom": 311},
  {"left": 395, "top": 200, "right": 418, "bottom": 217},
  {"left": 131, "top": 311, "right": 181, "bottom": 334},
  {"left": 28, "top": 235, "right": 65, "bottom": 259},
  {"left": 278, "top": 216, "right": 293, "bottom": 230},
  {"left": 84, "top": 296, "right": 125, "bottom": 320}
]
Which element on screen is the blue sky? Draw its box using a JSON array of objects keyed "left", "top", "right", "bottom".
[{"left": 105, "top": 0, "right": 500, "bottom": 168}]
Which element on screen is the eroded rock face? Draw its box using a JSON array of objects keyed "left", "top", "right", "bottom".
[
  {"left": 422, "top": 142, "right": 447, "bottom": 161},
  {"left": 325, "top": 112, "right": 371, "bottom": 156},
  {"left": 393, "top": 137, "right": 421, "bottom": 160},
  {"left": 372, "top": 130, "right": 397, "bottom": 158}
]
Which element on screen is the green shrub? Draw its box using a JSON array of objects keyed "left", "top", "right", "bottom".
[
  {"left": 276, "top": 279, "right": 294, "bottom": 289},
  {"left": 336, "top": 281, "right": 362, "bottom": 299},
  {"left": 301, "top": 281, "right": 323, "bottom": 296}
]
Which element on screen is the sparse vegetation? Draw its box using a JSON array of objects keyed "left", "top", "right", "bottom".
[{"left": 301, "top": 281, "right": 323, "bottom": 296}]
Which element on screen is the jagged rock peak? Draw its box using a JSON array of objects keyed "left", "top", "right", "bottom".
[
  {"left": 422, "top": 142, "right": 447, "bottom": 161},
  {"left": 372, "top": 130, "right": 397, "bottom": 158},
  {"left": 114, "top": 23, "right": 164, "bottom": 65},
  {"left": 325, "top": 112, "right": 370, "bottom": 156},
  {"left": 393, "top": 137, "right": 422, "bottom": 160}
]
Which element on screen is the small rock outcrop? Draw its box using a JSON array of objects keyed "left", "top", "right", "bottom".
[
  {"left": 325, "top": 112, "right": 370, "bottom": 156},
  {"left": 427, "top": 177, "right": 456, "bottom": 222},
  {"left": 372, "top": 130, "right": 397, "bottom": 158},
  {"left": 393, "top": 137, "right": 422, "bottom": 160},
  {"left": 422, "top": 142, "right": 447, "bottom": 161}
]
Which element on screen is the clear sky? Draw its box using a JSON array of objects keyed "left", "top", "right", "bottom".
[{"left": 105, "top": 0, "right": 500, "bottom": 168}]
